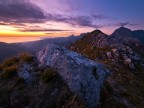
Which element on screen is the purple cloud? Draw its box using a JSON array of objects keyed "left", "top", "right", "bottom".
[
  {"left": 92, "top": 14, "right": 108, "bottom": 19},
  {"left": 0, "top": 0, "right": 103, "bottom": 29},
  {"left": 0, "top": 0, "right": 45, "bottom": 19},
  {"left": 115, "top": 22, "right": 138, "bottom": 27},
  {"left": 45, "top": 14, "right": 103, "bottom": 28}
]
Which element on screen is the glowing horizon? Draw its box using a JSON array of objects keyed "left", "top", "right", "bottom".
[{"left": 0, "top": 0, "right": 144, "bottom": 43}]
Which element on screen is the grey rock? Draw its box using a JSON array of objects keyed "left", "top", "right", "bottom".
[
  {"left": 106, "top": 52, "right": 112, "bottom": 59},
  {"left": 37, "top": 44, "right": 109, "bottom": 107},
  {"left": 18, "top": 64, "right": 33, "bottom": 84},
  {"left": 124, "top": 58, "right": 135, "bottom": 69}
]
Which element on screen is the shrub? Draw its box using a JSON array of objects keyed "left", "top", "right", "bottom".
[
  {"left": 41, "top": 68, "right": 58, "bottom": 83},
  {"left": 0, "top": 66, "right": 17, "bottom": 79},
  {"left": 19, "top": 53, "right": 34, "bottom": 63},
  {"left": 2, "top": 57, "right": 19, "bottom": 68}
]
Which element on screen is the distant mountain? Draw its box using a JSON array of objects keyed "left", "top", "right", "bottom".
[
  {"left": 0, "top": 42, "right": 31, "bottom": 62},
  {"left": 20, "top": 34, "right": 84, "bottom": 52},
  {"left": 69, "top": 27, "right": 144, "bottom": 108}
]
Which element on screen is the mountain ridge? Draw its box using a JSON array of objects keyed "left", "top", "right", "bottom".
[{"left": 69, "top": 27, "right": 144, "bottom": 108}]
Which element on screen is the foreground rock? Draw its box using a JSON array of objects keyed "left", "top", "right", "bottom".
[{"left": 37, "top": 44, "right": 109, "bottom": 107}]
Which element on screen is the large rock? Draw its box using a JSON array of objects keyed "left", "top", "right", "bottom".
[{"left": 37, "top": 44, "right": 109, "bottom": 107}]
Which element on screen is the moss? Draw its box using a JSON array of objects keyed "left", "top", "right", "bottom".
[
  {"left": 41, "top": 68, "right": 58, "bottom": 83},
  {"left": 0, "top": 66, "right": 17, "bottom": 79}
]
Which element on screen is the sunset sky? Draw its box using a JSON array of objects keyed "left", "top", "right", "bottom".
[{"left": 0, "top": 0, "right": 144, "bottom": 42}]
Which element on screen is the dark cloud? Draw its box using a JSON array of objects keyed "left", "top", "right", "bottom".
[
  {"left": 92, "top": 14, "right": 108, "bottom": 19},
  {"left": 19, "top": 28, "right": 74, "bottom": 32},
  {"left": 0, "top": 0, "right": 45, "bottom": 19},
  {"left": 68, "top": 16, "right": 102, "bottom": 28},
  {"left": 0, "top": 0, "right": 45, "bottom": 24},
  {"left": 0, "top": 0, "right": 103, "bottom": 29},
  {"left": 115, "top": 22, "right": 138, "bottom": 27},
  {"left": 45, "top": 14, "right": 102, "bottom": 28}
]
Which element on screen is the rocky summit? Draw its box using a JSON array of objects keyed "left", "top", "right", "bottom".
[{"left": 37, "top": 44, "right": 109, "bottom": 107}]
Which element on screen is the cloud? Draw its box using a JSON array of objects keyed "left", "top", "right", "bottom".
[
  {"left": 45, "top": 14, "right": 103, "bottom": 28},
  {"left": 0, "top": 0, "right": 45, "bottom": 24},
  {"left": 0, "top": 22, "right": 9, "bottom": 25},
  {"left": 115, "top": 22, "right": 138, "bottom": 27},
  {"left": 19, "top": 28, "right": 74, "bottom": 32},
  {"left": 0, "top": 0, "right": 103, "bottom": 30},
  {"left": 0, "top": 0, "right": 45, "bottom": 19},
  {"left": 92, "top": 14, "right": 108, "bottom": 19},
  {"left": 67, "top": 16, "right": 102, "bottom": 28}
]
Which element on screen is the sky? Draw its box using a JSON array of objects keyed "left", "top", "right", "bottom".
[{"left": 0, "top": 0, "right": 144, "bottom": 42}]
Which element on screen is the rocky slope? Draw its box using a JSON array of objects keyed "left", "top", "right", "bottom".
[
  {"left": 37, "top": 44, "right": 109, "bottom": 107},
  {"left": 0, "top": 44, "right": 109, "bottom": 108},
  {"left": 0, "top": 53, "right": 86, "bottom": 108},
  {"left": 69, "top": 27, "right": 144, "bottom": 108},
  {"left": 0, "top": 27, "right": 144, "bottom": 108}
]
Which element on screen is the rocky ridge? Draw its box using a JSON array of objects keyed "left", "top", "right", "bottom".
[
  {"left": 37, "top": 44, "right": 109, "bottom": 107},
  {"left": 69, "top": 27, "right": 144, "bottom": 108},
  {"left": 70, "top": 27, "right": 144, "bottom": 70}
]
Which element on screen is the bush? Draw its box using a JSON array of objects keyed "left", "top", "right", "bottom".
[
  {"left": 2, "top": 57, "right": 19, "bottom": 68},
  {"left": 19, "top": 53, "right": 34, "bottom": 63},
  {"left": 0, "top": 66, "right": 17, "bottom": 79},
  {"left": 41, "top": 68, "right": 58, "bottom": 83}
]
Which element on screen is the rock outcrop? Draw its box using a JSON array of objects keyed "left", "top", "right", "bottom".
[
  {"left": 37, "top": 44, "right": 109, "bottom": 107},
  {"left": 18, "top": 64, "right": 33, "bottom": 84}
]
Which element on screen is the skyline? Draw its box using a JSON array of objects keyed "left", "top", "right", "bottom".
[{"left": 0, "top": 0, "right": 144, "bottom": 39}]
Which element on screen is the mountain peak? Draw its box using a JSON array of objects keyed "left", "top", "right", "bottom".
[
  {"left": 114, "top": 27, "right": 131, "bottom": 33},
  {"left": 92, "top": 29, "right": 104, "bottom": 34},
  {"left": 111, "top": 27, "right": 132, "bottom": 37}
]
